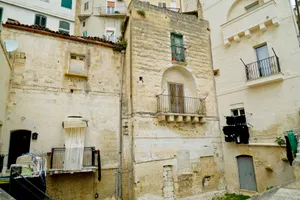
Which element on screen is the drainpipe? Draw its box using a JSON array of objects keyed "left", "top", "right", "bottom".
[{"left": 116, "top": 50, "right": 126, "bottom": 200}]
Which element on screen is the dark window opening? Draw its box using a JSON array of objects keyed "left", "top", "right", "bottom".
[{"left": 34, "top": 14, "right": 47, "bottom": 27}]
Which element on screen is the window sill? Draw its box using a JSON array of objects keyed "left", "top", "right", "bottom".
[
  {"left": 49, "top": 166, "right": 97, "bottom": 175},
  {"left": 246, "top": 73, "right": 283, "bottom": 87},
  {"left": 64, "top": 72, "right": 88, "bottom": 79},
  {"left": 171, "top": 60, "right": 187, "bottom": 66}
]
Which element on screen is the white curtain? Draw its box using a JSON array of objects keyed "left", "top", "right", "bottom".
[{"left": 63, "top": 127, "right": 85, "bottom": 171}]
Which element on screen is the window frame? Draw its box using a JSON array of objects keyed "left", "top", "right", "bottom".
[
  {"left": 106, "top": 0, "right": 116, "bottom": 14},
  {"left": 0, "top": 7, "right": 3, "bottom": 23},
  {"left": 158, "top": 2, "right": 167, "bottom": 8},
  {"left": 245, "top": 1, "right": 259, "bottom": 12},
  {"left": 84, "top": 2, "right": 89, "bottom": 10},
  {"left": 61, "top": 0, "right": 72, "bottom": 9},
  {"left": 59, "top": 21, "right": 70, "bottom": 34},
  {"left": 68, "top": 54, "right": 86, "bottom": 75},
  {"left": 105, "top": 27, "right": 116, "bottom": 42},
  {"left": 231, "top": 108, "right": 245, "bottom": 117},
  {"left": 34, "top": 14, "right": 47, "bottom": 27}
]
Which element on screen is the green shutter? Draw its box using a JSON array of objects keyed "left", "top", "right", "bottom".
[
  {"left": 35, "top": 14, "right": 47, "bottom": 27},
  {"left": 61, "top": 0, "right": 72, "bottom": 9},
  {"left": 171, "top": 33, "right": 184, "bottom": 61},
  {"left": 0, "top": 8, "right": 3, "bottom": 23}
]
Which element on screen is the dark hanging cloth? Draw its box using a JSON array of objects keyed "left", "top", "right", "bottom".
[
  {"left": 226, "top": 116, "right": 235, "bottom": 125},
  {"left": 222, "top": 126, "right": 235, "bottom": 142},
  {"left": 285, "top": 136, "right": 294, "bottom": 166},
  {"left": 235, "top": 115, "right": 246, "bottom": 125},
  {"left": 236, "top": 125, "right": 249, "bottom": 144}
]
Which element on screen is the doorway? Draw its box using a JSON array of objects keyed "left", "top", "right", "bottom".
[
  {"left": 237, "top": 155, "right": 257, "bottom": 191},
  {"left": 7, "top": 130, "right": 31, "bottom": 168},
  {"left": 169, "top": 83, "right": 184, "bottom": 113},
  {"left": 255, "top": 44, "right": 271, "bottom": 77}
]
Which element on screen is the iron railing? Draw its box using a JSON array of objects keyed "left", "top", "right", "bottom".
[
  {"left": 245, "top": 56, "right": 280, "bottom": 81},
  {"left": 50, "top": 147, "right": 95, "bottom": 169},
  {"left": 96, "top": 5, "right": 127, "bottom": 15},
  {"left": 157, "top": 95, "right": 205, "bottom": 115},
  {"left": 171, "top": 45, "right": 185, "bottom": 62}
]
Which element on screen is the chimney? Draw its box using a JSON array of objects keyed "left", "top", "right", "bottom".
[{"left": 197, "top": 0, "right": 203, "bottom": 19}]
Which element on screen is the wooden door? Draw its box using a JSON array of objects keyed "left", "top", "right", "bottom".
[{"left": 169, "top": 83, "right": 184, "bottom": 113}]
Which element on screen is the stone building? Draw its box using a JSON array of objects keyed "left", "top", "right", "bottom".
[
  {"left": 121, "top": 1, "right": 224, "bottom": 199},
  {"left": 200, "top": 0, "right": 300, "bottom": 195},
  {"left": 0, "top": 22, "right": 123, "bottom": 200},
  {"left": 0, "top": 0, "right": 77, "bottom": 35}
]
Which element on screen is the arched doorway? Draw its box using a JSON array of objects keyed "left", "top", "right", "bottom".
[
  {"left": 237, "top": 155, "right": 257, "bottom": 191},
  {"left": 7, "top": 130, "right": 31, "bottom": 168}
]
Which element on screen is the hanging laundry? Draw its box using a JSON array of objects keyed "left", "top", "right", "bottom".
[
  {"left": 287, "top": 130, "right": 298, "bottom": 154},
  {"left": 222, "top": 126, "right": 235, "bottom": 142},
  {"left": 235, "top": 115, "right": 246, "bottom": 125},
  {"left": 226, "top": 116, "right": 235, "bottom": 125},
  {"left": 285, "top": 136, "right": 294, "bottom": 166},
  {"left": 236, "top": 125, "right": 249, "bottom": 144}
]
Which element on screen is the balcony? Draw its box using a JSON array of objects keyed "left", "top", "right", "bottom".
[
  {"left": 221, "top": 1, "right": 279, "bottom": 45},
  {"left": 95, "top": 4, "right": 127, "bottom": 17},
  {"left": 49, "top": 147, "right": 97, "bottom": 174},
  {"left": 157, "top": 95, "right": 206, "bottom": 123},
  {"left": 245, "top": 56, "right": 283, "bottom": 87}
]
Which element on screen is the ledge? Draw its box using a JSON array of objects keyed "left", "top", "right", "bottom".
[
  {"left": 49, "top": 166, "right": 97, "bottom": 175},
  {"left": 239, "top": 143, "right": 286, "bottom": 147},
  {"left": 64, "top": 72, "right": 88, "bottom": 79},
  {"left": 158, "top": 113, "right": 206, "bottom": 124},
  {"left": 171, "top": 60, "right": 187, "bottom": 67},
  {"left": 247, "top": 73, "right": 284, "bottom": 87}
]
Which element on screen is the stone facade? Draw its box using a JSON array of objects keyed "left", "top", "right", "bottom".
[
  {"left": 122, "top": 1, "right": 224, "bottom": 199},
  {"left": 1, "top": 24, "right": 123, "bottom": 200},
  {"left": 0, "top": 39, "right": 11, "bottom": 152},
  {"left": 201, "top": 0, "right": 300, "bottom": 195}
]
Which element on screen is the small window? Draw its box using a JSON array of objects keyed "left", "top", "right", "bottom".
[
  {"left": 84, "top": 2, "right": 89, "bottom": 10},
  {"left": 83, "top": 21, "right": 86, "bottom": 27},
  {"left": 245, "top": 1, "right": 259, "bottom": 12},
  {"left": 69, "top": 54, "right": 86, "bottom": 75},
  {"left": 231, "top": 108, "right": 245, "bottom": 116},
  {"left": 0, "top": 8, "right": 3, "bottom": 23},
  {"left": 158, "top": 2, "right": 167, "bottom": 8},
  {"left": 107, "top": 1, "right": 115, "bottom": 14},
  {"left": 83, "top": 31, "right": 88, "bottom": 37},
  {"left": 105, "top": 29, "right": 115, "bottom": 42},
  {"left": 61, "top": 0, "right": 72, "bottom": 9},
  {"left": 171, "top": 33, "right": 185, "bottom": 62},
  {"left": 34, "top": 14, "right": 47, "bottom": 27},
  {"left": 59, "top": 21, "right": 70, "bottom": 34}
]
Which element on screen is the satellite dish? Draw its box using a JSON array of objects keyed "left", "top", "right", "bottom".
[{"left": 4, "top": 40, "right": 18, "bottom": 52}]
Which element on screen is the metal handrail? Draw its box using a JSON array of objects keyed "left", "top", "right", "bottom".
[
  {"left": 157, "top": 94, "right": 206, "bottom": 115},
  {"left": 10, "top": 169, "right": 51, "bottom": 200},
  {"left": 245, "top": 55, "right": 280, "bottom": 81}
]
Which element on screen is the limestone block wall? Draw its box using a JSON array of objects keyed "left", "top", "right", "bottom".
[
  {"left": 1, "top": 26, "right": 122, "bottom": 200},
  {"left": 124, "top": 1, "right": 225, "bottom": 199}
]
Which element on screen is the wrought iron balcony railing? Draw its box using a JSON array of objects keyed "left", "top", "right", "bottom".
[
  {"left": 245, "top": 56, "right": 280, "bottom": 81},
  {"left": 171, "top": 45, "right": 185, "bottom": 62},
  {"left": 50, "top": 147, "right": 95, "bottom": 170},
  {"left": 157, "top": 95, "right": 205, "bottom": 115}
]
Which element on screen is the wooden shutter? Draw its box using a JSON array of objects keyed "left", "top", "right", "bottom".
[
  {"left": 61, "top": 0, "right": 72, "bottom": 9},
  {"left": 41, "top": 16, "right": 47, "bottom": 27},
  {"left": 169, "top": 83, "right": 184, "bottom": 113},
  {"left": 177, "top": 84, "right": 184, "bottom": 113},
  {"left": 35, "top": 15, "right": 41, "bottom": 25}
]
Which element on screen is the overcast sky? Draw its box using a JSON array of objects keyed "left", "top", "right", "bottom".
[{"left": 291, "top": 0, "right": 296, "bottom": 6}]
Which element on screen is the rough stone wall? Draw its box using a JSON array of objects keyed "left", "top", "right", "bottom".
[
  {"left": 0, "top": 39, "right": 11, "bottom": 151},
  {"left": 1, "top": 27, "right": 122, "bottom": 200},
  {"left": 74, "top": 0, "right": 82, "bottom": 36},
  {"left": 124, "top": 2, "right": 224, "bottom": 199}
]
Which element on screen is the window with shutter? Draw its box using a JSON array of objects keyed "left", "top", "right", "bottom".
[
  {"left": 171, "top": 33, "right": 184, "bottom": 62},
  {"left": 59, "top": 21, "right": 70, "bottom": 34},
  {"left": 61, "top": 0, "right": 72, "bottom": 9},
  {"left": 0, "top": 8, "right": 3, "bottom": 23},
  {"left": 69, "top": 55, "right": 86, "bottom": 75},
  {"left": 34, "top": 14, "right": 47, "bottom": 27},
  {"left": 107, "top": 1, "right": 115, "bottom": 14},
  {"left": 84, "top": 2, "right": 89, "bottom": 10}
]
